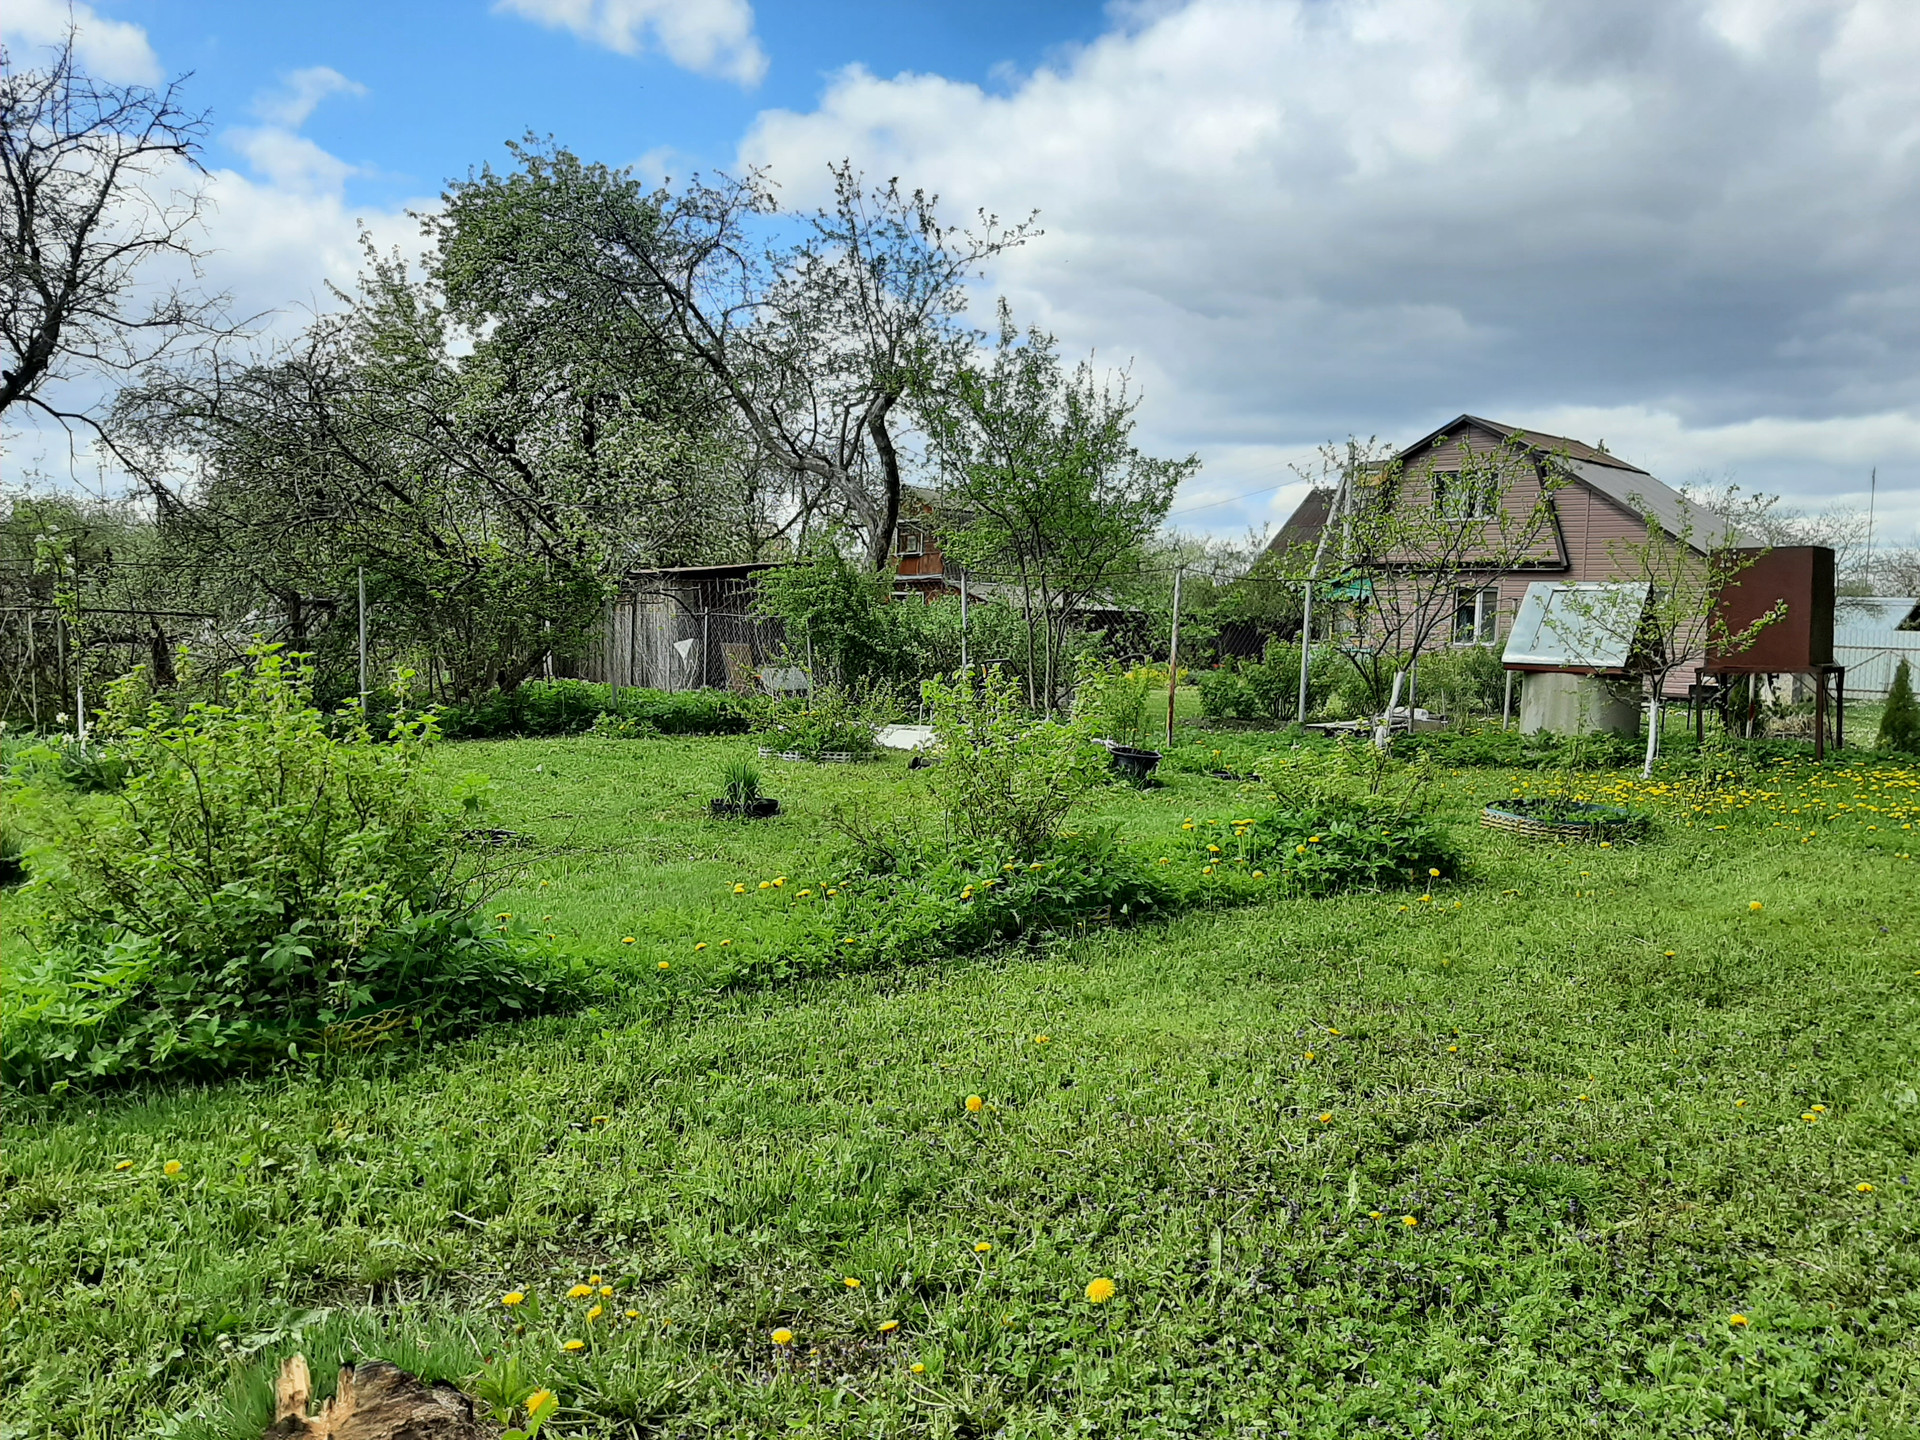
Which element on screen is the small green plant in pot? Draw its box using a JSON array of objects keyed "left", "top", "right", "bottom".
[{"left": 711, "top": 757, "right": 779, "bottom": 819}]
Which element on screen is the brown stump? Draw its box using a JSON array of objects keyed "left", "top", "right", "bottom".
[{"left": 265, "top": 1354, "right": 492, "bottom": 1440}]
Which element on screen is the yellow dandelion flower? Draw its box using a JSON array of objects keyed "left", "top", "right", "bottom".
[
  {"left": 773, "top": 876, "right": 786, "bottom": 887},
  {"left": 975, "top": 1241, "right": 992, "bottom": 1253},
  {"left": 1748, "top": 901, "right": 1763, "bottom": 911},
  {"left": 844, "top": 1277, "right": 861, "bottom": 1288},
  {"left": 588, "top": 1275, "right": 602, "bottom": 1284},
  {"left": 1369, "top": 1210, "right": 1382, "bottom": 1218},
  {"left": 1857, "top": 1182, "right": 1875, "bottom": 1193},
  {"left": 910, "top": 1362, "right": 926, "bottom": 1373},
  {"left": 879, "top": 1319, "right": 900, "bottom": 1333},
  {"left": 1428, "top": 868, "right": 1441, "bottom": 878},
  {"left": 758, "top": 881, "right": 771, "bottom": 890},
  {"left": 1252, "top": 870, "right": 1265, "bottom": 879},
  {"left": 624, "top": 1309, "right": 639, "bottom": 1318},
  {"left": 568, "top": 1284, "right": 594, "bottom": 1299},
  {"left": 694, "top": 942, "right": 707, "bottom": 951},
  {"left": 658, "top": 961, "right": 670, "bottom": 971},
  {"left": 622, "top": 936, "right": 636, "bottom": 945},
  {"left": 1207, "top": 844, "right": 1221, "bottom": 854},
  {"left": 966, "top": 1094, "right": 984, "bottom": 1113},
  {"left": 1035, "top": 1034, "right": 1050, "bottom": 1044},
  {"left": 591, "top": 1115, "right": 610, "bottom": 1124},
  {"left": 163, "top": 1160, "right": 183, "bottom": 1176},
  {"left": 562, "top": 1338, "right": 585, "bottom": 1351},
  {"left": 114, "top": 1160, "right": 134, "bottom": 1171},
  {"left": 1319, "top": 1113, "right": 1333, "bottom": 1123},
  {"left": 1811, "top": 1104, "right": 1826, "bottom": 1113},
  {"left": 720, "top": 938, "right": 731, "bottom": 946},
  {"left": 599, "top": 1284, "right": 613, "bottom": 1295},
  {"left": 587, "top": 1304, "right": 604, "bottom": 1321},
  {"left": 826, "top": 887, "right": 839, "bottom": 896},
  {"left": 1309, "top": 836, "right": 1321, "bottom": 844},
  {"left": 1729, "top": 1313, "right": 1749, "bottom": 1326},
  {"left": 1085, "top": 1277, "right": 1116, "bottom": 1304},
  {"left": 525, "top": 1389, "right": 557, "bottom": 1419},
  {"left": 771, "top": 1328, "right": 794, "bottom": 1346},
  {"left": 502, "top": 1291, "right": 525, "bottom": 1306},
  {"left": 733, "top": 883, "right": 747, "bottom": 894},
  {"left": 1402, "top": 1215, "right": 1419, "bottom": 1226},
  {"left": 798, "top": 889, "right": 812, "bottom": 899}
]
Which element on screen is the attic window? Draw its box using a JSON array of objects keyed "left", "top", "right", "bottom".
[
  {"left": 1432, "top": 470, "right": 1495, "bottom": 521},
  {"left": 895, "top": 523, "right": 926, "bottom": 558}
]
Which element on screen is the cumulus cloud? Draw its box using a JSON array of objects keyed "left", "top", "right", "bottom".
[
  {"left": 496, "top": 0, "right": 767, "bottom": 86},
  {"left": 742, "top": 0, "right": 1920, "bottom": 537},
  {"left": 252, "top": 65, "right": 369, "bottom": 128},
  {"left": 0, "top": 0, "right": 161, "bottom": 85}
]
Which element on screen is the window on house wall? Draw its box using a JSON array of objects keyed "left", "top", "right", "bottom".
[
  {"left": 895, "top": 523, "right": 925, "bottom": 558},
  {"left": 1432, "top": 470, "right": 1496, "bottom": 521},
  {"left": 1453, "top": 586, "right": 1500, "bottom": 644}
]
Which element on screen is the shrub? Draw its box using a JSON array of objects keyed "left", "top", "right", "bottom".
[
  {"left": 1880, "top": 660, "right": 1920, "bottom": 754},
  {"left": 718, "top": 829, "right": 1176, "bottom": 988},
  {"left": 1197, "top": 641, "right": 1338, "bottom": 725},
  {"left": 923, "top": 668, "right": 1106, "bottom": 859},
  {"left": 437, "top": 681, "right": 751, "bottom": 739},
  {"left": 753, "top": 685, "right": 893, "bottom": 760},
  {"left": 2, "top": 647, "right": 564, "bottom": 1091},
  {"left": 1412, "top": 646, "right": 1507, "bottom": 715},
  {"left": 1074, "top": 658, "right": 1162, "bottom": 750}
]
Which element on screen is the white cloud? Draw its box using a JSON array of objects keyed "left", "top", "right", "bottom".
[
  {"left": 741, "top": 0, "right": 1920, "bottom": 538},
  {"left": 0, "top": 0, "right": 161, "bottom": 85},
  {"left": 496, "top": 0, "right": 767, "bottom": 85},
  {"left": 252, "top": 65, "right": 368, "bottom": 129}
]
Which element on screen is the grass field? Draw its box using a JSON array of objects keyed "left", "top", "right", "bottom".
[{"left": 6, "top": 731, "right": 1920, "bottom": 1437}]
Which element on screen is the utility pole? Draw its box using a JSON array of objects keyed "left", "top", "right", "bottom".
[
  {"left": 357, "top": 567, "right": 369, "bottom": 705},
  {"left": 1865, "top": 467, "right": 1878, "bottom": 591},
  {"left": 1166, "top": 567, "right": 1184, "bottom": 748}
]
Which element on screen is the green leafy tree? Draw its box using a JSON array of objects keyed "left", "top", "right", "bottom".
[{"left": 927, "top": 308, "right": 1195, "bottom": 711}]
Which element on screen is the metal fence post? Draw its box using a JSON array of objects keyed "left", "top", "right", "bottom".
[{"left": 1166, "top": 568, "right": 1184, "bottom": 748}]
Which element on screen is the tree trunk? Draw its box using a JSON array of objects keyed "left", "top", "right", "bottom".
[
  {"left": 866, "top": 397, "right": 904, "bottom": 572},
  {"left": 265, "top": 1354, "right": 490, "bottom": 1440}
]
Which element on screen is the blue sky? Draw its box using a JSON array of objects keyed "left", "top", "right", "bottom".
[
  {"left": 121, "top": 0, "right": 1113, "bottom": 209},
  {"left": 9, "top": 0, "right": 1920, "bottom": 555}
]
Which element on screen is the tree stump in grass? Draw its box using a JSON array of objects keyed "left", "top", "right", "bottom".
[{"left": 265, "top": 1354, "right": 491, "bottom": 1440}]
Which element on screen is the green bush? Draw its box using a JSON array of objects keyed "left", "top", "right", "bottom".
[
  {"left": 437, "top": 681, "right": 751, "bottom": 739},
  {"left": 718, "top": 829, "right": 1176, "bottom": 989},
  {"left": 752, "top": 685, "right": 893, "bottom": 761},
  {"left": 1411, "top": 646, "right": 1507, "bottom": 715},
  {"left": 1198, "top": 640, "right": 1338, "bottom": 724},
  {"left": 2, "top": 647, "right": 566, "bottom": 1091},
  {"left": 924, "top": 667, "right": 1106, "bottom": 859},
  {"left": 1074, "top": 658, "right": 1163, "bottom": 750},
  {"left": 1879, "top": 660, "right": 1920, "bottom": 754}
]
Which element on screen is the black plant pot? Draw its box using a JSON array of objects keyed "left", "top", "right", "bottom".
[
  {"left": 710, "top": 797, "right": 781, "bottom": 819},
  {"left": 1106, "top": 745, "right": 1163, "bottom": 784}
]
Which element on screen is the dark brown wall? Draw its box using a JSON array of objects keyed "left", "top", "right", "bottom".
[{"left": 1710, "top": 546, "right": 1836, "bottom": 671}]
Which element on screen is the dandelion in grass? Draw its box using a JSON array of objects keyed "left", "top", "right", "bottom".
[
  {"left": 733, "top": 883, "right": 747, "bottom": 894},
  {"left": 591, "top": 1115, "right": 610, "bottom": 1125},
  {"left": 1368, "top": 1211, "right": 1382, "bottom": 1219},
  {"left": 587, "top": 1305, "right": 604, "bottom": 1321},
  {"left": 772, "top": 1328, "right": 794, "bottom": 1346},
  {"left": 1085, "top": 1277, "right": 1116, "bottom": 1304},
  {"left": 844, "top": 1277, "right": 861, "bottom": 1289},
  {"left": 1252, "top": 870, "right": 1265, "bottom": 879},
  {"left": 561, "top": 1339, "right": 585, "bottom": 1352},
  {"left": 1857, "top": 1182, "right": 1875, "bottom": 1193},
  {"left": 720, "top": 939, "right": 731, "bottom": 946},
  {"left": 622, "top": 937, "right": 635, "bottom": 945},
  {"left": 826, "top": 887, "right": 839, "bottom": 896},
  {"left": 525, "top": 1389, "right": 557, "bottom": 1421},
  {"left": 1035, "top": 1034, "right": 1050, "bottom": 1044},
  {"left": 878, "top": 1320, "right": 900, "bottom": 1333},
  {"left": 1749, "top": 901, "right": 1763, "bottom": 912},
  {"left": 966, "top": 1095, "right": 984, "bottom": 1113},
  {"left": 658, "top": 961, "right": 670, "bottom": 971},
  {"left": 1402, "top": 1215, "right": 1419, "bottom": 1227},
  {"left": 568, "top": 1284, "right": 594, "bottom": 1299},
  {"left": 1729, "top": 1314, "right": 1749, "bottom": 1327},
  {"left": 1319, "top": 1113, "right": 1333, "bottom": 1124},
  {"left": 910, "top": 1362, "right": 926, "bottom": 1373},
  {"left": 163, "top": 1160, "right": 183, "bottom": 1176},
  {"left": 758, "top": 881, "right": 771, "bottom": 890},
  {"left": 798, "top": 889, "right": 812, "bottom": 899},
  {"left": 975, "top": 1242, "right": 992, "bottom": 1254},
  {"left": 502, "top": 1291, "right": 525, "bottom": 1307},
  {"left": 624, "top": 1309, "right": 639, "bottom": 1319},
  {"left": 1811, "top": 1105, "right": 1826, "bottom": 1113},
  {"left": 1429, "top": 868, "right": 1441, "bottom": 878},
  {"left": 114, "top": 1160, "right": 133, "bottom": 1171}
]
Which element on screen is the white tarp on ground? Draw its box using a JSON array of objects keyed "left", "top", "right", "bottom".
[{"left": 875, "top": 724, "right": 936, "bottom": 751}]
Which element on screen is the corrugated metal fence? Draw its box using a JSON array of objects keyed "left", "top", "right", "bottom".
[{"left": 1833, "top": 626, "right": 1920, "bottom": 697}]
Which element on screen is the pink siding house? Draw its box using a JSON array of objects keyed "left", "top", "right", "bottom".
[{"left": 1278, "top": 414, "right": 1735, "bottom": 657}]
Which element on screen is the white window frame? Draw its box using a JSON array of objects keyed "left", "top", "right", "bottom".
[
  {"left": 1433, "top": 470, "right": 1496, "bottom": 522},
  {"left": 1453, "top": 586, "right": 1501, "bottom": 645}
]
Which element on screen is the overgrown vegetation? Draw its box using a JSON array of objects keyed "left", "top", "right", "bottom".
[{"left": 2, "top": 648, "right": 566, "bottom": 1090}]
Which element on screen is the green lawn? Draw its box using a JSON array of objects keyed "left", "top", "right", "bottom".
[{"left": 6, "top": 734, "right": 1920, "bottom": 1437}]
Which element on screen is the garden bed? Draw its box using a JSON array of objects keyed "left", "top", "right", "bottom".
[{"left": 1480, "top": 798, "right": 1650, "bottom": 841}]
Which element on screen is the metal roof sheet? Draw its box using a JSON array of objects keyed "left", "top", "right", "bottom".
[{"left": 1503, "top": 581, "right": 1652, "bottom": 671}]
